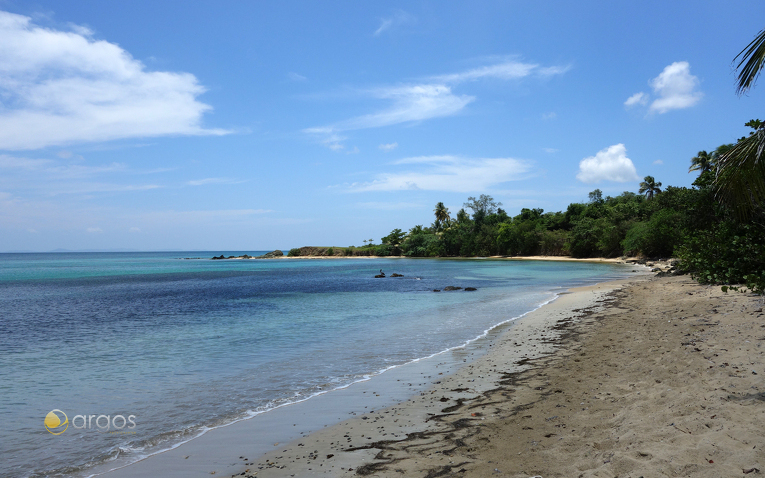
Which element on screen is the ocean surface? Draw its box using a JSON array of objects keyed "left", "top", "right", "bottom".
[{"left": 0, "top": 252, "right": 635, "bottom": 477}]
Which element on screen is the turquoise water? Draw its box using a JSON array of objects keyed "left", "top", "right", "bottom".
[{"left": 0, "top": 252, "right": 634, "bottom": 477}]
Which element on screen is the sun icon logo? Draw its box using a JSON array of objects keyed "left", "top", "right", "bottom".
[{"left": 44, "top": 409, "right": 68, "bottom": 435}]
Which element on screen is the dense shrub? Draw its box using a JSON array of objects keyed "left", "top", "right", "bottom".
[{"left": 677, "top": 221, "right": 765, "bottom": 293}]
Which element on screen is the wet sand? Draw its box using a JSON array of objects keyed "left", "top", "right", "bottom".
[
  {"left": 100, "top": 268, "right": 639, "bottom": 478},
  {"left": 225, "top": 274, "right": 765, "bottom": 478}
]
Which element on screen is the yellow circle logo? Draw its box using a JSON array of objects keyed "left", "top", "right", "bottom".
[{"left": 44, "top": 410, "right": 68, "bottom": 435}]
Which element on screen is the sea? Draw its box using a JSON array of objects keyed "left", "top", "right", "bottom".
[{"left": 0, "top": 252, "right": 636, "bottom": 477}]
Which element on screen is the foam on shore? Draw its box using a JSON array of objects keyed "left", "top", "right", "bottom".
[{"left": 95, "top": 272, "right": 644, "bottom": 478}]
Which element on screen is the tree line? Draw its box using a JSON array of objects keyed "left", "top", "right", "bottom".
[
  {"left": 290, "top": 27, "right": 765, "bottom": 292},
  {"left": 347, "top": 120, "right": 762, "bottom": 292}
]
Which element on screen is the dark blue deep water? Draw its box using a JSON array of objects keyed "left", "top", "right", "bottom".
[{"left": 0, "top": 252, "right": 634, "bottom": 477}]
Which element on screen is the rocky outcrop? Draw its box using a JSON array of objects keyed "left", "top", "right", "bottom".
[
  {"left": 259, "top": 250, "right": 283, "bottom": 259},
  {"left": 211, "top": 250, "right": 284, "bottom": 260},
  {"left": 443, "top": 286, "right": 463, "bottom": 291}
]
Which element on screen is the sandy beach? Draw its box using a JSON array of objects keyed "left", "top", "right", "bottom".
[
  {"left": 221, "top": 274, "right": 764, "bottom": 478},
  {"left": 100, "top": 270, "right": 765, "bottom": 478}
]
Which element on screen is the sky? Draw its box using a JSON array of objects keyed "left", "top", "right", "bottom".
[{"left": 0, "top": 1, "right": 763, "bottom": 251}]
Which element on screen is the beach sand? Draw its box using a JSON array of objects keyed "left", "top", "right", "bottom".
[
  {"left": 103, "top": 272, "right": 765, "bottom": 478},
  {"left": 223, "top": 274, "right": 765, "bottom": 478}
]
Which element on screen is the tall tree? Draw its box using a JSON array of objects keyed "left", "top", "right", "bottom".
[
  {"left": 715, "top": 123, "right": 765, "bottom": 219},
  {"left": 714, "top": 28, "right": 765, "bottom": 219},
  {"left": 689, "top": 150, "right": 713, "bottom": 173},
  {"left": 433, "top": 202, "right": 450, "bottom": 231},
  {"left": 463, "top": 194, "right": 502, "bottom": 217},
  {"left": 639, "top": 175, "right": 662, "bottom": 200}
]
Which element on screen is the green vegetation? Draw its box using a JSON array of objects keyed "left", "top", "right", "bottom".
[
  {"left": 291, "top": 30, "right": 765, "bottom": 292},
  {"left": 352, "top": 119, "right": 763, "bottom": 292}
]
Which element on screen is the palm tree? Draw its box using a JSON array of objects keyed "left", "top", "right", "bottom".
[
  {"left": 734, "top": 29, "right": 765, "bottom": 95},
  {"left": 715, "top": 129, "right": 765, "bottom": 219},
  {"left": 713, "top": 29, "right": 765, "bottom": 219},
  {"left": 433, "top": 202, "right": 450, "bottom": 231},
  {"left": 689, "top": 150, "right": 713, "bottom": 173},
  {"left": 639, "top": 175, "right": 662, "bottom": 200}
]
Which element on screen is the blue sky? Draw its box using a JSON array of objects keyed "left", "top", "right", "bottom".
[{"left": 0, "top": 1, "right": 763, "bottom": 251}]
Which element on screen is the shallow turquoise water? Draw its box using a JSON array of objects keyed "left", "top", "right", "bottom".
[{"left": 0, "top": 252, "right": 633, "bottom": 477}]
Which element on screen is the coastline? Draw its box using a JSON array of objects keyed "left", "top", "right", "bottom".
[
  {"left": 248, "top": 254, "right": 652, "bottom": 265},
  {"left": 237, "top": 274, "right": 765, "bottom": 478},
  {"left": 98, "top": 268, "right": 647, "bottom": 478}
]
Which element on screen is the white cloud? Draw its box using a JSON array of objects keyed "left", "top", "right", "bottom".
[
  {"left": 379, "top": 142, "right": 398, "bottom": 151},
  {"left": 86, "top": 227, "right": 103, "bottom": 233},
  {"left": 649, "top": 61, "right": 702, "bottom": 113},
  {"left": 186, "top": 177, "right": 246, "bottom": 186},
  {"left": 576, "top": 144, "right": 639, "bottom": 183},
  {"left": 431, "top": 60, "right": 570, "bottom": 84},
  {"left": 653, "top": 159, "right": 664, "bottom": 165},
  {"left": 129, "top": 227, "right": 141, "bottom": 233},
  {"left": 288, "top": 72, "right": 307, "bottom": 82},
  {"left": 542, "top": 112, "right": 557, "bottom": 120},
  {"left": 0, "top": 153, "right": 163, "bottom": 195},
  {"left": 374, "top": 11, "right": 414, "bottom": 36},
  {"left": 543, "top": 147, "right": 559, "bottom": 153},
  {"left": 0, "top": 11, "right": 229, "bottom": 150},
  {"left": 342, "top": 84, "right": 474, "bottom": 130},
  {"left": 624, "top": 92, "right": 648, "bottom": 107},
  {"left": 343, "top": 155, "right": 532, "bottom": 193},
  {"left": 306, "top": 59, "right": 567, "bottom": 150}
]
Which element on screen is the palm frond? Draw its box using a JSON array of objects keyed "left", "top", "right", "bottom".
[
  {"left": 714, "top": 128, "right": 765, "bottom": 219},
  {"left": 734, "top": 29, "right": 765, "bottom": 95}
]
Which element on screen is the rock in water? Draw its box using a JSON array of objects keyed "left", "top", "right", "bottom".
[
  {"left": 464, "top": 287, "right": 477, "bottom": 291},
  {"left": 443, "top": 286, "right": 463, "bottom": 291},
  {"left": 390, "top": 273, "right": 403, "bottom": 277}
]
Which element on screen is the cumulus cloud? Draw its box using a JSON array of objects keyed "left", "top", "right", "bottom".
[
  {"left": 648, "top": 61, "right": 702, "bottom": 113},
  {"left": 379, "top": 142, "right": 398, "bottom": 151},
  {"left": 624, "top": 92, "right": 648, "bottom": 107},
  {"left": 343, "top": 155, "right": 532, "bottom": 192},
  {"left": 576, "top": 144, "right": 639, "bottom": 183},
  {"left": 306, "top": 59, "right": 568, "bottom": 150},
  {"left": 625, "top": 62, "right": 702, "bottom": 114},
  {"left": 0, "top": 11, "right": 228, "bottom": 150}
]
